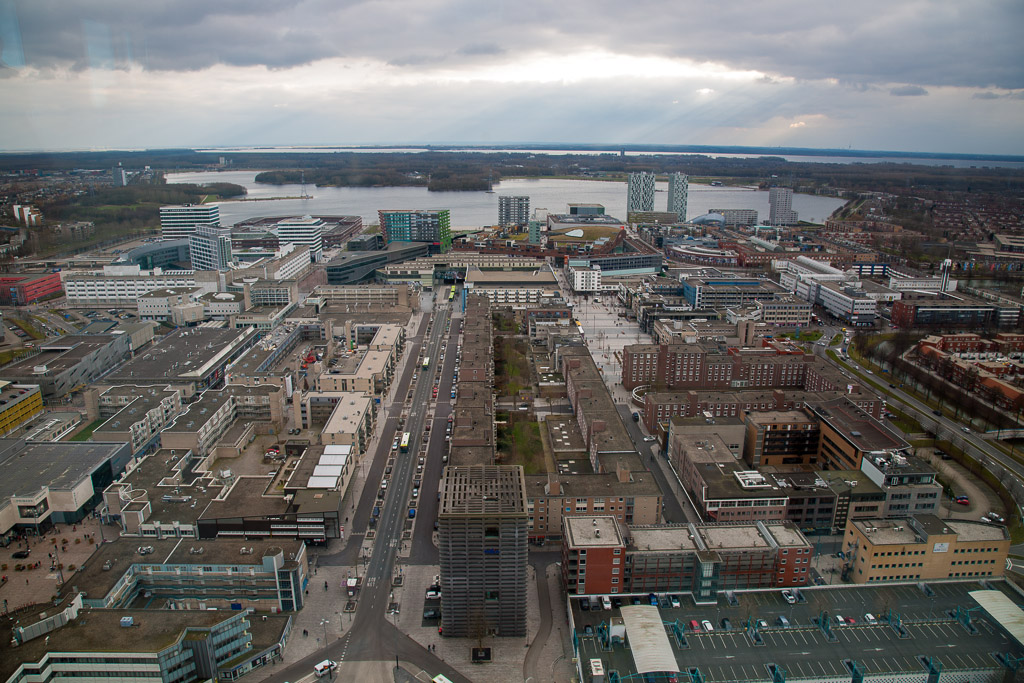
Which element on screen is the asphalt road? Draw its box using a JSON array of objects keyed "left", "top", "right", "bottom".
[
  {"left": 614, "top": 404, "right": 694, "bottom": 524},
  {"left": 273, "top": 289, "right": 470, "bottom": 683}
]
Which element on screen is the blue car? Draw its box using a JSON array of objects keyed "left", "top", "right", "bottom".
[{"left": 648, "top": 593, "right": 659, "bottom": 606}]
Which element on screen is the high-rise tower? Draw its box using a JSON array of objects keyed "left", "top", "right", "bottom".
[
  {"left": 768, "top": 187, "right": 799, "bottom": 226},
  {"left": 667, "top": 172, "right": 688, "bottom": 221},
  {"left": 626, "top": 172, "right": 656, "bottom": 214}
]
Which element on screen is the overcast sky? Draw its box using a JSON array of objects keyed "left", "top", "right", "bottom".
[{"left": 1, "top": 0, "right": 1022, "bottom": 155}]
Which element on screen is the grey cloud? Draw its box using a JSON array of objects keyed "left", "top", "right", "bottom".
[
  {"left": 973, "top": 91, "right": 1001, "bottom": 100},
  {"left": 457, "top": 43, "right": 504, "bottom": 56},
  {"left": 5, "top": 0, "right": 1023, "bottom": 90},
  {"left": 890, "top": 85, "right": 928, "bottom": 97}
]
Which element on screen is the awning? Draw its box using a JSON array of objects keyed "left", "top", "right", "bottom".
[
  {"left": 619, "top": 605, "right": 678, "bottom": 675},
  {"left": 969, "top": 590, "right": 1024, "bottom": 647}
]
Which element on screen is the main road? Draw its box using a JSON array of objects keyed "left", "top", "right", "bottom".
[{"left": 267, "top": 288, "right": 470, "bottom": 683}]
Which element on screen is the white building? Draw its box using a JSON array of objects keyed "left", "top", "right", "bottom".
[
  {"left": 189, "top": 225, "right": 233, "bottom": 271},
  {"left": 627, "top": 171, "right": 656, "bottom": 214},
  {"left": 62, "top": 265, "right": 219, "bottom": 306},
  {"left": 498, "top": 195, "right": 530, "bottom": 227},
  {"left": 768, "top": 187, "right": 798, "bottom": 226},
  {"left": 275, "top": 216, "right": 323, "bottom": 262},
  {"left": 709, "top": 208, "right": 759, "bottom": 226},
  {"left": 160, "top": 204, "right": 220, "bottom": 240},
  {"left": 137, "top": 287, "right": 202, "bottom": 321},
  {"left": 815, "top": 281, "right": 877, "bottom": 326},
  {"left": 566, "top": 264, "right": 602, "bottom": 293},
  {"left": 667, "top": 172, "right": 688, "bottom": 221}
]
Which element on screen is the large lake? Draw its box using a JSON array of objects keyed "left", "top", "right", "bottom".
[{"left": 167, "top": 171, "right": 848, "bottom": 229}]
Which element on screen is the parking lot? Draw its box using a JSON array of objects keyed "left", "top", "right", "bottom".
[{"left": 571, "top": 581, "right": 1023, "bottom": 682}]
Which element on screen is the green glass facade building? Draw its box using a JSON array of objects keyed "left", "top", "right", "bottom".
[{"left": 378, "top": 209, "right": 452, "bottom": 253}]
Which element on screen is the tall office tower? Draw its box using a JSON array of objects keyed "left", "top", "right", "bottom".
[
  {"left": 768, "top": 187, "right": 799, "bottom": 226},
  {"left": 188, "top": 225, "right": 233, "bottom": 271},
  {"left": 667, "top": 172, "right": 688, "bottom": 221},
  {"left": 627, "top": 172, "right": 656, "bottom": 214},
  {"left": 160, "top": 204, "right": 220, "bottom": 240},
  {"left": 113, "top": 166, "right": 128, "bottom": 187},
  {"left": 275, "top": 216, "right": 324, "bottom": 262},
  {"left": 377, "top": 209, "right": 452, "bottom": 254},
  {"left": 438, "top": 465, "right": 528, "bottom": 638},
  {"left": 498, "top": 195, "right": 530, "bottom": 228}
]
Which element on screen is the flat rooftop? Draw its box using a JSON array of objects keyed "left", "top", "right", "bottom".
[
  {"left": 4, "top": 335, "right": 118, "bottom": 375},
  {"left": 108, "top": 327, "right": 256, "bottom": 383},
  {"left": 571, "top": 580, "right": 1024, "bottom": 683},
  {"left": 440, "top": 465, "right": 528, "bottom": 517},
  {"left": 565, "top": 515, "right": 624, "bottom": 549},
  {"left": 0, "top": 438, "right": 124, "bottom": 499},
  {"left": 812, "top": 398, "right": 910, "bottom": 453}
]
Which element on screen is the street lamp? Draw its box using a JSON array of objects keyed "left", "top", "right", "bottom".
[{"left": 320, "top": 619, "right": 332, "bottom": 679}]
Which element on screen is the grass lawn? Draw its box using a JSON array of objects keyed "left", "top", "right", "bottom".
[
  {"left": 781, "top": 330, "right": 823, "bottom": 342},
  {"left": 69, "top": 419, "right": 105, "bottom": 442},
  {"left": 548, "top": 225, "right": 623, "bottom": 241},
  {"left": 887, "top": 407, "right": 924, "bottom": 435},
  {"left": 830, "top": 334, "right": 843, "bottom": 346},
  {"left": 0, "top": 348, "right": 33, "bottom": 366},
  {"left": 10, "top": 317, "right": 44, "bottom": 340},
  {"left": 496, "top": 420, "right": 546, "bottom": 474}
]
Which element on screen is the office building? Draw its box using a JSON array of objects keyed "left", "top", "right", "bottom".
[
  {"left": 0, "top": 272, "right": 64, "bottom": 305},
  {"left": 1, "top": 334, "right": 132, "bottom": 398},
  {"left": 627, "top": 171, "right": 655, "bottom": 214},
  {"left": 378, "top": 209, "right": 452, "bottom": 253},
  {"left": 160, "top": 204, "right": 220, "bottom": 240},
  {"left": 809, "top": 398, "right": 911, "bottom": 471},
  {"left": 743, "top": 410, "right": 821, "bottom": 468},
  {"left": 844, "top": 515, "right": 1009, "bottom": 583},
  {"left": 768, "top": 187, "right": 798, "bottom": 226},
  {"left": 188, "top": 225, "right": 233, "bottom": 271},
  {"left": 0, "top": 382, "right": 44, "bottom": 436},
  {"left": 498, "top": 195, "right": 530, "bottom": 227},
  {"left": 438, "top": 465, "right": 529, "bottom": 637},
  {"left": 275, "top": 216, "right": 324, "bottom": 262},
  {"left": 667, "top": 172, "right": 688, "bottom": 221}
]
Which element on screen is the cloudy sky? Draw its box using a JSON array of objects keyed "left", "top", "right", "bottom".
[{"left": 1, "top": 0, "right": 1022, "bottom": 154}]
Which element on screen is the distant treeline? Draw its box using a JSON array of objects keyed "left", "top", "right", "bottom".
[
  {"left": 2, "top": 148, "right": 1023, "bottom": 194},
  {"left": 42, "top": 182, "right": 245, "bottom": 227}
]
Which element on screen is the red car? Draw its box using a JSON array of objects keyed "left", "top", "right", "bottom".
[{"left": 955, "top": 496, "right": 970, "bottom": 505}]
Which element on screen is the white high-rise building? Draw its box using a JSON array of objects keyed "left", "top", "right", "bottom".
[
  {"left": 627, "top": 172, "right": 656, "bottom": 214},
  {"left": 275, "top": 216, "right": 323, "bottom": 262},
  {"left": 768, "top": 187, "right": 799, "bottom": 226},
  {"left": 160, "top": 204, "right": 220, "bottom": 240},
  {"left": 667, "top": 172, "right": 688, "bottom": 221},
  {"left": 498, "top": 196, "right": 530, "bottom": 227},
  {"left": 188, "top": 225, "right": 233, "bottom": 272}
]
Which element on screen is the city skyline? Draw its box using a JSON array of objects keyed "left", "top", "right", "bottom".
[{"left": 0, "top": 1, "right": 1021, "bottom": 154}]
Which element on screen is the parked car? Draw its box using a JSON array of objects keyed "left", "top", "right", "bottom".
[
  {"left": 423, "top": 608, "right": 441, "bottom": 619},
  {"left": 782, "top": 590, "right": 796, "bottom": 604},
  {"left": 701, "top": 620, "right": 714, "bottom": 632},
  {"left": 955, "top": 496, "right": 970, "bottom": 505},
  {"left": 864, "top": 613, "right": 877, "bottom": 625}
]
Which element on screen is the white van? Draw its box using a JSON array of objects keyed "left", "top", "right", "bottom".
[
  {"left": 601, "top": 595, "right": 612, "bottom": 610},
  {"left": 314, "top": 660, "right": 337, "bottom": 677}
]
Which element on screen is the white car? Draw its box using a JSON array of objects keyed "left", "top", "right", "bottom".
[
  {"left": 701, "top": 620, "right": 714, "bottom": 632},
  {"left": 782, "top": 590, "right": 796, "bottom": 604},
  {"left": 864, "top": 613, "right": 877, "bottom": 625},
  {"left": 834, "top": 614, "right": 846, "bottom": 626}
]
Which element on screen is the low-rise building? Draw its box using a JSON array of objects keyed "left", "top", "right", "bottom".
[
  {"left": 844, "top": 514, "right": 1009, "bottom": 583},
  {"left": 0, "top": 382, "right": 44, "bottom": 436},
  {"left": 2, "top": 333, "right": 132, "bottom": 398},
  {"left": 809, "top": 398, "right": 911, "bottom": 471},
  {"left": 561, "top": 515, "right": 813, "bottom": 600}
]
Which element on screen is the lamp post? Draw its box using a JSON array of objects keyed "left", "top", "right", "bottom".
[{"left": 320, "top": 619, "right": 332, "bottom": 678}]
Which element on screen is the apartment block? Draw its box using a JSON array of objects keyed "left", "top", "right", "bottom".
[{"left": 743, "top": 410, "right": 820, "bottom": 468}]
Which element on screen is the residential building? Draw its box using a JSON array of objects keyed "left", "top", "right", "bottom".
[
  {"left": 627, "top": 171, "right": 655, "bottom": 214},
  {"left": 667, "top": 172, "right": 688, "bottom": 221},
  {"left": 72, "top": 538, "right": 308, "bottom": 612},
  {"left": 709, "top": 208, "right": 759, "bottom": 226},
  {"left": 463, "top": 267, "right": 561, "bottom": 305},
  {"left": 137, "top": 287, "right": 202, "bottom": 321},
  {"left": 768, "top": 187, "right": 798, "bottom": 226},
  {"left": 561, "top": 515, "right": 814, "bottom": 599},
  {"left": 1, "top": 604, "right": 289, "bottom": 683},
  {"left": 188, "top": 224, "right": 233, "bottom": 271},
  {"left": 742, "top": 410, "right": 820, "bottom": 468},
  {"left": 160, "top": 204, "right": 220, "bottom": 240},
  {"left": 378, "top": 209, "right": 452, "bottom": 253},
  {"left": 844, "top": 514, "right": 1009, "bottom": 583},
  {"left": 498, "top": 195, "right": 530, "bottom": 227},
  {"left": 566, "top": 264, "right": 603, "bottom": 292},
  {"left": 439, "top": 465, "right": 528, "bottom": 637}
]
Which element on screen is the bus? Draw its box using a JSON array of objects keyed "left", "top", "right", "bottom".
[
  {"left": 422, "top": 356, "right": 430, "bottom": 370},
  {"left": 399, "top": 432, "right": 411, "bottom": 452},
  {"left": 448, "top": 285, "right": 455, "bottom": 301}
]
